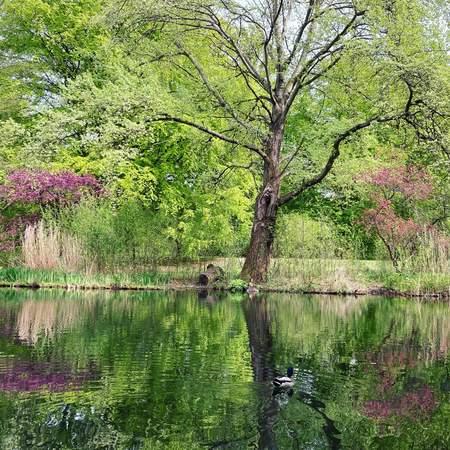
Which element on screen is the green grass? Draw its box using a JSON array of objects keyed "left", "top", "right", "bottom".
[
  {"left": 265, "top": 258, "right": 449, "bottom": 296},
  {"left": 0, "top": 267, "right": 172, "bottom": 290},
  {"left": 0, "top": 258, "right": 448, "bottom": 296},
  {"left": 363, "top": 268, "right": 450, "bottom": 295}
]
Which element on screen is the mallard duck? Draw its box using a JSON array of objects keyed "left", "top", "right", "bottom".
[
  {"left": 273, "top": 367, "right": 294, "bottom": 389},
  {"left": 246, "top": 282, "right": 258, "bottom": 295}
]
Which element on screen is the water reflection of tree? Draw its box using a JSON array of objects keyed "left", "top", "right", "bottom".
[
  {"left": 360, "top": 325, "right": 446, "bottom": 422},
  {"left": 242, "top": 295, "right": 342, "bottom": 450},
  {"left": 265, "top": 295, "right": 449, "bottom": 365},
  {"left": 0, "top": 290, "right": 448, "bottom": 450},
  {"left": 242, "top": 296, "right": 279, "bottom": 449},
  {"left": 13, "top": 293, "right": 137, "bottom": 345}
]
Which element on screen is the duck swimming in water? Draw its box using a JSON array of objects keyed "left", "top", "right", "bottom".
[{"left": 273, "top": 367, "right": 294, "bottom": 389}]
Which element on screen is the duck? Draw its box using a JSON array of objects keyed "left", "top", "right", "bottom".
[
  {"left": 272, "top": 367, "right": 294, "bottom": 389},
  {"left": 246, "top": 282, "right": 258, "bottom": 295}
]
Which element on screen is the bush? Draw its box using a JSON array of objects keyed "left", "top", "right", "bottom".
[
  {"left": 274, "top": 214, "right": 339, "bottom": 259},
  {"left": 0, "top": 169, "right": 102, "bottom": 254},
  {"left": 54, "top": 196, "right": 251, "bottom": 270},
  {"left": 56, "top": 198, "right": 176, "bottom": 270},
  {"left": 229, "top": 278, "right": 247, "bottom": 292}
]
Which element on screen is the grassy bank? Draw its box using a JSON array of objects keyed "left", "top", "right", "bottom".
[{"left": 0, "top": 258, "right": 449, "bottom": 298}]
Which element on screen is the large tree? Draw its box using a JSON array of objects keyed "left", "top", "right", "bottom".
[{"left": 129, "top": 0, "right": 448, "bottom": 282}]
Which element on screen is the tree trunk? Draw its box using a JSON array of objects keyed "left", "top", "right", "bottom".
[
  {"left": 241, "top": 123, "right": 283, "bottom": 283},
  {"left": 240, "top": 180, "right": 279, "bottom": 283}
]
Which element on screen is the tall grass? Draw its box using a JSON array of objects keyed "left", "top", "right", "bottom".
[
  {"left": 22, "top": 222, "right": 89, "bottom": 272},
  {"left": 361, "top": 230, "right": 450, "bottom": 295},
  {"left": 0, "top": 266, "right": 172, "bottom": 289},
  {"left": 399, "top": 230, "right": 450, "bottom": 274}
]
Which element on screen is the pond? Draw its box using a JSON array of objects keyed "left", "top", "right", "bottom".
[{"left": 0, "top": 289, "right": 448, "bottom": 450}]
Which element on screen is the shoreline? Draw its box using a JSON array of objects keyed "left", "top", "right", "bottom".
[{"left": 0, "top": 281, "right": 448, "bottom": 300}]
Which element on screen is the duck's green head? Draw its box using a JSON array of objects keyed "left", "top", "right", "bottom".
[{"left": 287, "top": 367, "right": 294, "bottom": 377}]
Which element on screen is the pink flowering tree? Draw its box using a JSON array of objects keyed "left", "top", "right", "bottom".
[
  {"left": 359, "top": 165, "right": 434, "bottom": 271},
  {"left": 0, "top": 170, "right": 102, "bottom": 252}
]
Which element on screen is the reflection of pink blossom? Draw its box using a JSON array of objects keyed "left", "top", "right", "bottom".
[
  {"left": 0, "top": 361, "right": 98, "bottom": 392},
  {"left": 363, "top": 400, "right": 391, "bottom": 419},
  {"left": 363, "top": 385, "right": 436, "bottom": 420},
  {"left": 397, "top": 386, "right": 436, "bottom": 417}
]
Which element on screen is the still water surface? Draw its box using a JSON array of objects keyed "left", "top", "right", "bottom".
[{"left": 0, "top": 289, "right": 448, "bottom": 449}]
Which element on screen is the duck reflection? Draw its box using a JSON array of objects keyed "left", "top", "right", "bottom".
[{"left": 197, "top": 290, "right": 225, "bottom": 308}]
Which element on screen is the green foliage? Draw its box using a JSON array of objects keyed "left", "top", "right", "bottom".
[
  {"left": 274, "top": 214, "right": 340, "bottom": 258},
  {"left": 55, "top": 195, "right": 251, "bottom": 269},
  {"left": 0, "top": 0, "right": 108, "bottom": 96},
  {"left": 229, "top": 278, "right": 247, "bottom": 292},
  {"left": 0, "top": 0, "right": 448, "bottom": 275},
  {"left": 0, "top": 120, "right": 27, "bottom": 180}
]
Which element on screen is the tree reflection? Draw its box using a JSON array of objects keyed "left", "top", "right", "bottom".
[
  {"left": 242, "top": 295, "right": 279, "bottom": 449},
  {"left": 243, "top": 295, "right": 342, "bottom": 449}
]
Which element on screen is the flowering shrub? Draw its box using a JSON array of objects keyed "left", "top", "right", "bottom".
[
  {"left": 359, "top": 165, "right": 436, "bottom": 270},
  {"left": 0, "top": 170, "right": 102, "bottom": 253},
  {"left": 0, "top": 170, "right": 102, "bottom": 206},
  {"left": 361, "top": 197, "right": 424, "bottom": 269},
  {"left": 364, "top": 166, "right": 433, "bottom": 201}
]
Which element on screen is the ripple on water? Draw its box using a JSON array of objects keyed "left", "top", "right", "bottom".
[{"left": 0, "top": 289, "right": 448, "bottom": 450}]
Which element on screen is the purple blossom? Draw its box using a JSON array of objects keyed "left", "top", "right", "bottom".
[
  {"left": 362, "top": 166, "right": 433, "bottom": 201},
  {"left": 0, "top": 170, "right": 103, "bottom": 252},
  {"left": 0, "top": 169, "right": 103, "bottom": 206},
  {"left": 357, "top": 164, "right": 447, "bottom": 268}
]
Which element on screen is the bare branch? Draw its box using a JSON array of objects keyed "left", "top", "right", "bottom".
[
  {"left": 285, "top": 53, "right": 342, "bottom": 113},
  {"left": 284, "top": 0, "right": 316, "bottom": 68},
  {"left": 152, "top": 114, "right": 269, "bottom": 162},
  {"left": 285, "top": 8, "right": 365, "bottom": 107},
  {"left": 203, "top": 5, "right": 272, "bottom": 93},
  {"left": 177, "top": 43, "right": 263, "bottom": 136},
  {"left": 277, "top": 114, "right": 400, "bottom": 206},
  {"left": 279, "top": 138, "right": 306, "bottom": 179},
  {"left": 213, "top": 160, "right": 259, "bottom": 186}
]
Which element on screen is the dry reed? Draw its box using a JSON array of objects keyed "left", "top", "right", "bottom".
[{"left": 22, "top": 221, "right": 87, "bottom": 272}]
